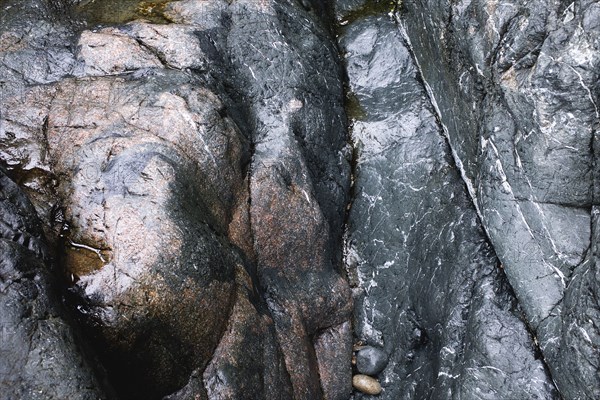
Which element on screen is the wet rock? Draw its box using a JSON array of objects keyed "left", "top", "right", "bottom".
[
  {"left": 0, "top": 170, "right": 107, "bottom": 400},
  {"left": 356, "top": 346, "right": 387, "bottom": 376},
  {"left": 352, "top": 375, "right": 381, "bottom": 396},
  {"left": 401, "top": 0, "right": 600, "bottom": 397},
  {"left": 337, "top": 12, "right": 557, "bottom": 399},
  {"left": 1, "top": 0, "right": 352, "bottom": 398},
  {"left": 221, "top": 0, "right": 355, "bottom": 398},
  {"left": 45, "top": 72, "right": 245, "bottom": 399},
  {"left": 0, "top": 0, "right": 79, "bottom": 233},
  {"left": 0, "top": 0, "right": 76, "bottom": 87},
  {"left": 167, "top": 266, "right": 293, "bottom": 400},
  {"left": 2, "top": 10, "right": 254, "bottom": 395},
  {"left": 6, "top": 0, "right": 594, "bottom": 399}
]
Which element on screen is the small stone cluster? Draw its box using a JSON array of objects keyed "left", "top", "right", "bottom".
[{"left": 351, "top": 344, "right": 387, "bottom": 395}]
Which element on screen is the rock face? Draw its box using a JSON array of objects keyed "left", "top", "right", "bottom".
[
  {"left": 225, "top": 1, "right": 353, "bottom": 398},
  {"left": 1, "top": 0, "right": 351, "bottom": 399},
  {"left": 0, "top": 0, "right": 598, "bottom": 399},
  {"left": 337, "top": 9, "right": 558, "bottom": 399},
  {"left": 0, "top": 171, "right": 107, "bottom": 399},
  {"left": 47, "top": 72, "right": 249, "bottom": 399},
  {"left": 400, "top": 0, "right": 600, "bottom": 398}
]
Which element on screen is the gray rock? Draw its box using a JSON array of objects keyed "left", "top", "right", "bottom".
[
  {"left": 224, "top": 1, "right": 354, "bottom": 397},
  {"left": 337, "top": 12, "right": 558, "bottom": 399},
  {"left": 356, "top": 346, "right": 387, "bottom": 376},
  {"left": 1, "top": 0, "right": 353, "bottom": 398},
  {"left": 1, "top": 0, "right": 598, "bottom": 399},
  {"left": 401, "top": 0, "right": 600, "bottom": 397},
  {"left": 0, "top": 170, "right": 108, "bottom": 400}
]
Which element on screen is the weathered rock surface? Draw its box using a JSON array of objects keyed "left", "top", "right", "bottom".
[
  {"left": 1, "top": 0, "right": 352, "bottom": 398},
  {"left": 0, "top": 170, "right": 107, "bottom": 400},
  {"left": 46, "top": 72, "right": 249, "bottom": 399},
  {"left": 223, "top": 1, "right": 354, "bottom": 397},
  {"left": 1, "top": 0, "right": 599, "bottom": 398},
  {"left": 337, "top": 10, "right": 558, "bottom": 399},
  {"left": 400, "top": 0, "right": 600, "bottom": 397}
]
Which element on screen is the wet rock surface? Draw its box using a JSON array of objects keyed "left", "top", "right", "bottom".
[
  {"left": 0, "top": 170, "right": 107, "bottom": 399},
  {"left": 47, "top": 72, "right": 250, "bottom": 399},
  {"left": 1, "top": 0, "right": 351, "bottom": 398},
  {"left": 400, "top": 0, "right": 600, "bottom": 397},
  {"left": 224, "top": 1, "right": 353, "bottom": 397},
  {"left": 337, "top": 11, "right": 557, "bottom": 399},
  {"left": 0, "top": 0, "right": 598, "bottom": 399}
]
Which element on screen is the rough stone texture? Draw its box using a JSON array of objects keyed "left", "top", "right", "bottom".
[
  {"left": 0, "top": 0, "right": 79, "bottom": 232},
  {"left": 0, "top": 0, "right": 352, "bottom": 398},
  {"left": 2, "top": 0, "right": 597, "bottom": 399},
  {"left": 0, "top": 170, "right": 107, "bottom": 400},
  {"left": 167, "top": 266, "right": 293, "bottom": 400},
  {"left": 180, "top": 0, "right": 354, "bottom": 397},
  {"left": 46, "top": 72, "right": 244, "bottom": 399},
  {"left": 401, "top": 0, "right": 600, "bottom": 397},
  {"left": 314, "top": 321, "right": 353, "bottom": 400},
  {"left": 337, "top": 12, "right": 558, "bottom": 399}
]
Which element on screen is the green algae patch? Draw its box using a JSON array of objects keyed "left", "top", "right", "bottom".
[
  {"left": 337, "top": 0, "right": 399, "bottom": 27},
  {"left": 345, "top": 90, "right": 367, "bottom": 123},
  {"left": 76, "top": 0, "right": 173, "bottom": 26}
]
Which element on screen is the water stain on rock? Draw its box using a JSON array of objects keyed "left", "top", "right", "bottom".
[{"left": 345, "top": 91, "right": 367, "bottom": 123}]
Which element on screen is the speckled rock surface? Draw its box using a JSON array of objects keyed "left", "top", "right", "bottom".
[
  {"left": 46, "top": 72, "right": 248, "bottom": 399},
  {"left": 224, "top": 1, "right": 354, "bottom": 397},
  {"left": 336, "top": 10, "right": 558, "bottom": 400},
  {"left": 0, "top": 0, "right": 351, "bottom": 398},
  {"left": 400, "top": 0, "right": 600, "bottom": 397},
  {"left": 1, "top": 0, "right": 599, "bottom": 398}
]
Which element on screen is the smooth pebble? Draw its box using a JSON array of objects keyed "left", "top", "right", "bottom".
[{"left": 353, "top": 374, "right": 382, "bottom": 395}]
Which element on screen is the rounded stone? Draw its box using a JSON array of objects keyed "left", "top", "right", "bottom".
[
  {"left": 356, "top": 346, "right": 388, "bottom": 376},
  {"left": 353, "top": 374, "right": 382, "bottom": 395}
]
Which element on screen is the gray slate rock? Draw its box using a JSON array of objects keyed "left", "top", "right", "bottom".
[
  {"left": 0, "top": 170, "right": 108, "bottom": 400},
  {"left": 401, "top": 0, "right": 600, "bottom": 397},
  {"left": 356, "top": 346, "right": 387, "bottom": 376},
  {"left": 337, "top": 13, "right": 558, "bottom": 399},
  {"left": 2, "top": 0, "right": 597, "bottom": 399}
]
